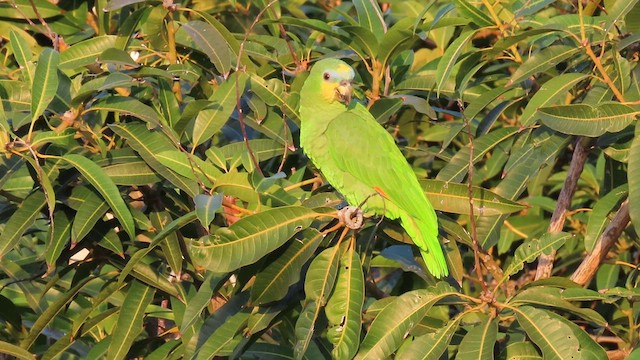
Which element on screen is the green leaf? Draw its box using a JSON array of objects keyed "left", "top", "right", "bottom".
[
  {"left": 0, "top": 340, "right": 35, "bottom": 360},
  {"left": 456, "top": 315, "right": 498, "bottom": 360},
  {"left": 104, "top": 0, "right": 148, "bottom": 11},
  {"left": 71, "top": 186, "right": 109, "bottom": 244},
  {"left": 192, "top": 73, "right": 246, "bottom": 147},
  {"left": 520, "top": 74, "right": 588, "bottom": 126},
  {"left": 88, "top": 96, "right": 162, "bottom": 127},
  {"left": 0, "top": 0, "right": 61, "bottom": 19},
  {"left": 150, "top": 210, "right": 183, "bottom": 277},
  {"left": 538, "top": 102, "right": 637, "bottom": 137},
  {"left": 453, "top": 0, "right": 493, "bottom": 26},
  {"left": 106, "top": 280, "right": 155, "bottom": 360},
  {"left": 503, "top": 232, "right": 570, "bottom": 280},
  {"left": 220, "top": 139, "right": 285, "bottom": 163},
  {"left": 353, "top": 0, "right": 386, "bottom": 40},
  {"left": 31, "top": 48, "right": 59, "bottom": 122},
  {"left": 102, "top": 160, "right": 162, "bottom": 185},
  {"left": 0, "top": 190, "right": 46, "bottom": 259},
  {"left": 45, "top": 211, "right": 72, "bottom": 271},
  {"left": 189, "top": 206, "right": 318, "bottom": 273},
  {"left": 157, "top": 78, "right": 180, "bottom": 127},
  {"left": 421, "top": 179, "right": 525, "bottom": 215},
  {"left": 62, "top": 154, "right": 135, "bottom": 240},
  {"left": 194, "top": 193, "right": 223, "bottom": 228},
  {"left": 629, "top": 122, "right": 640, "bottom": 233},
  {"left": 59, "top": 35, "right": 117, "bottom": 70},
  {"left": 117, "top": 211, "right": 198, "bottom": 287},
  {"left": 396, "top": 314, "right": 463, "bottom": 360},
  {"left": 355, "top": 283, "right": 460, "bottom": 360},
  {"left": 498, "top": 341, "right": 542, "bottom": 360},
  {"left": 515, "top": 306, "right": 605, "bottom": 360},
  {"left": 155, "top": 150, "right": 222, "bottom": 186},
  {"left": 296, "top": 246, "right": 342, "bottom": 358},
  {"left": 326, "top": 244, "right": 365, "bottom": 360},
  {"left": 436, "top": 127, "right": 520, "bottom": 182},
  {"left": 181, "top": 273, "right": 226, "bottom": 331},
  {"left": 304, "top": 246, "right": 342, "bottom": 302},
  {"left": 435, "top": 30, "right": 475, "bottom": 97},
  {"left": 248, "top": 75, "right": 299, "bottom": 123},
  {"left": 20, "top": 275, "right": 94, "bottom": 350},
  {"left": 110, "top": 122, "right": 200, "bottom": 196},
  {"left": 510, "top": 287, "right": 607, "bottom": 326},
  {"left": 509, "top": 46, "right": 581, "bottom": 85},
  {"left": 251, "top": 229, "right": 324, "bottom": 305},
  {"left": 9, "top": 30, "right": 34, "bottom": 85},
  {"left": 181, "top": 20, "right": 232, "bottom": 74},
  {"left": 585, "top": 185, "right": 627, "bottom": 251}
]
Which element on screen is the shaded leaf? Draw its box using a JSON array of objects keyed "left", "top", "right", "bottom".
[
  {"left": 251, "top": 229, "right": 324, "bottom": 305},
  {"left": 106, "top": 281, "right": 155, "bottom": 360},
  {"left": 0, "top": 191, "right": 46, "bottom": 259}
]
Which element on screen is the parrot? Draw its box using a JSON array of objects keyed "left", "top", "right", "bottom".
[{"left": 298, "top": 58, "right": 449, "bottom": 278}]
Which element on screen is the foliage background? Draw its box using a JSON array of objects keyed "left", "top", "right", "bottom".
[{"left": 0, "top": 0, "right": 639, "bottom": 359}]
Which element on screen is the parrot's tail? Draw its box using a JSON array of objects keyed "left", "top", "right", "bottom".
[{"left": 401, "top": 213, "right": 449, "bottom": 278}]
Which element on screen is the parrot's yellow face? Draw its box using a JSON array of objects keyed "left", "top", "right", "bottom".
[{"left": 319, "top": 62, "right": 355, "bottom": 105}]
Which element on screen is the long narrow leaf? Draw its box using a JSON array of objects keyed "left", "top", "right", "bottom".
[
  {"left": 31, "top": 48, "right": 59, "bottom": 122},
  {"left": 326, "top": 243, "right": 364, "bottom": 360},
  {"left": 62, "top": 154, "right": 135, "bottom": 240},
  {"left": 0, "top": 190, "right": 46, "bottom": 259},
  {"left": 106, "top": 281, "right": 155, "bottom": 360}
]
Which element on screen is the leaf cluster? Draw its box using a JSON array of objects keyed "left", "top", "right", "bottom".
[{"left": 0, "top": 0, "right": 639, "bottom": 359}]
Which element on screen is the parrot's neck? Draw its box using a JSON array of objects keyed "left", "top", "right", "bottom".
[{"left": 299, "top": 86, "right": 349, "bottom": 151}]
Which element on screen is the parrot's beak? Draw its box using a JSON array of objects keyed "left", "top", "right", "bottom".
[{"left": 335, "top": 80, "right": 352, "bottom": 105}]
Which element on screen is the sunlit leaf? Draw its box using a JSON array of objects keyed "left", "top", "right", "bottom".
[
  {"left": 189, "top": 206, "right": 318, "bottom": 272},
  {"left": 456, "top": 314, "right": 497, "bottom": 360},
  {"left": 31, "top": 48, "right": 59, "bottom": 122},
  {"left": 62, "top": 154, "right": 135, "bottom": 240},
  {"left": 538, "top": 102, "right": 637, "bottom": 136},
  {"left": 421, "top": 179, "right": 525, "bottom": 215},
  {"left": 326, "top": 244, "right": 364, "bottom": 360}
]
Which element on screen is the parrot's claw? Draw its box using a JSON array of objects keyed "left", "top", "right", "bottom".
[{"left": 338, "top": 206, "right": 364, "bottom": 230}]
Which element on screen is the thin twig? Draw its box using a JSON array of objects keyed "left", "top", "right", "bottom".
[
  {"left": 458, "top": 100, "right": 487, "bottom": 292},
  {"left": 570, "top": 199, "right": 630, "bottom": 286},
  {"left": 26, "top": 0, "right": 56, "bottom": 46},
  {"left": 535, "top": 137, "right": 590, "bottom": 280}
]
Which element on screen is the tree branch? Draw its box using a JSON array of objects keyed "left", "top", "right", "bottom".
[
  {"left": 570, "top": 199, "right": 630, "bottom": 286},
  {"left": 535, "top": 137, "right": 590, "bottom": 280}
]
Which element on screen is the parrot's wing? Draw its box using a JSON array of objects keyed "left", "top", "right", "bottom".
[{"left": 324, "top": 102, "right": 435, "bottom": 224}]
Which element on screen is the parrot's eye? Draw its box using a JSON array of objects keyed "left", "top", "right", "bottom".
[{"left": 323, "top": 72, "right": 330, "bottom": 81}]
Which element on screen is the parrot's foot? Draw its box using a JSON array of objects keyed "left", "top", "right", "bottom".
[{"left": 338, "top": 206, "right": 364, "bottom": 230}]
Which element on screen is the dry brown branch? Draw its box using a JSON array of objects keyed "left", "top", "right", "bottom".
[
  {"left": 535, "top": 137, "right": 590, "bottom": 280},
  {"left": 570, "top": 199, "right": 630, "bottom": 286}
]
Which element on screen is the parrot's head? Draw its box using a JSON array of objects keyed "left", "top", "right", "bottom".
[{"left": 307, "top": 58, "right": 355, "bottom": 106}]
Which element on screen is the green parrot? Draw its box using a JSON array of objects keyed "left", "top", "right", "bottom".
[{"left": 299, "top": 58, "right": 448, "bottom": 278}]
